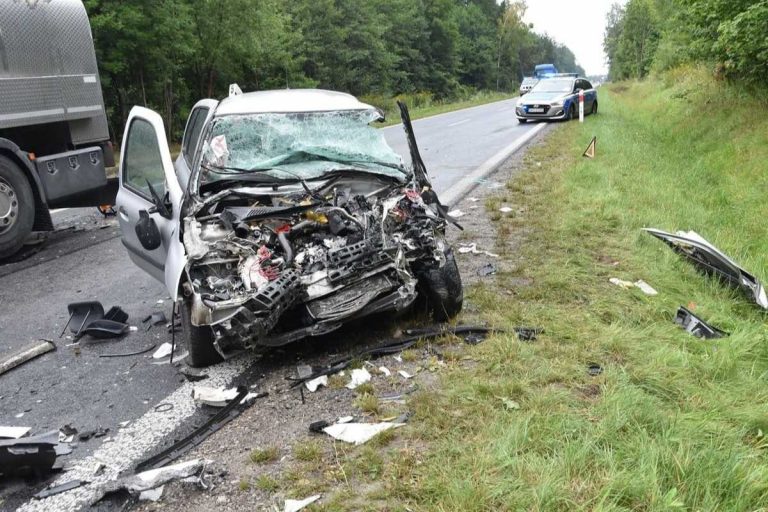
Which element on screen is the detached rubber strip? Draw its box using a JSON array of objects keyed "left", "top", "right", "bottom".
[
  {"left": 288, "top": 325, "right": 537, "bottom": 388},
  {"left": 34, "top": 480, "right": 88, "bottom": 499},
  {"left": 134, "top": 387, "right": 250, "bottom": 473}
]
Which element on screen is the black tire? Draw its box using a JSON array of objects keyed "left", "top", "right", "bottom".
[
  {"left": 419, "top": 247, "right": 463, "bottom": 322},
  {"left": 591, "top": 100, "right": 598, "bottom": 115},
  {"left": 566, "top": 104, "right": 576, "bottom": 121},
  {"left": 0, "top": 156, "right": 35, "bottom": 259},
  {"left": 180, "top": 297, "right": 222, "bottom": 367},
  {"left": 517, "top": 118, "right": 527, "bottom": 124}
]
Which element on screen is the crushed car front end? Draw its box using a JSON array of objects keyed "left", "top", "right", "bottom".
[{"left": 179, "top": 96, "right": 462, "bottom": 360}]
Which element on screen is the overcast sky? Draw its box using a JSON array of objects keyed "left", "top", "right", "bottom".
[{"left": 522, "top": 0, "right": 626, "bottom": 75}]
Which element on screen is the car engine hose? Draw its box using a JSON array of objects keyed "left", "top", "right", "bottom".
[
  {"left": 277, "top": 231, "right": 293, "bottom": 265},
  {"left": 290, "top": 220, "right": 323, "bottom": 236}
]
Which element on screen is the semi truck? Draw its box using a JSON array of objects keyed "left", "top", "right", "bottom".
[{"left": 0, "top": 0, "right": 116, "bottom": 259}]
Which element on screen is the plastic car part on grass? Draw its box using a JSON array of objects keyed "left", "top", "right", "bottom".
[
  {"left": 644, "top": 228, "right": 768, "bottom": 309},
  {"left": 674, "top": 306, "right": 728, "bottom": 339}
]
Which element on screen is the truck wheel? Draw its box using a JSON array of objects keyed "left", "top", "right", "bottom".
[
  {"left": 0, "top": 156, "right": 35, "bottom": 259},
  {"left": 180, "top": 297, "right": 223, "bottom": 368},
  {"left": 419, "top": 247, "right": 464, "bottom": 322}
]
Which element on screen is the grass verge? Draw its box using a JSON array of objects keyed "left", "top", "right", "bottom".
[{"left": 391, "top": 66, "right": 768, "bottom": 510}]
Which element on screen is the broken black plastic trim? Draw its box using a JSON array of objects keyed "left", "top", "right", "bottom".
[
  {"left": 674, "top": 306, "right": 728, "bottom": 339},
  {"left": 396, "top": 101, "right": 431, "bottom": 189}
]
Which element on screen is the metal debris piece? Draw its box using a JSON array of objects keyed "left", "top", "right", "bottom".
[
  {"left": 477, "top": 263, "right": 497, "bottom": 277},
  {"left": 609, "top": 277, "right": 658, "bottom": 296},
  {"left": 0, "top": 340, "right": 56, "bottom": 377},
  {"left": 458, "top": 243, "right": 499, "bottom": 258},
  {"left": 179, "top": 368, "right": 209, "bottom": 382},
  {"left": 447, "top": 209, "right": 465, "bottom": 218},
  {"left": 193, "top": 386, "right": 240, "bottom": 407},
  {"left": 0, "top": 426, "right": 31, "bottom": 439},
  {"left": 345, "top": 368, "right": 372, "bottom": 389},
  {"left": 103, "top": 459, "right": 209, "bottom": 499},
  {"left": 398, "top": 370, "right": 413, "bottom": 379},
  {"left": 378, "top": 366, "right": 391, "bottom": 376},
  {"left": 674, "top": 306, "right": 728, "bottom": 339},
  {"left": 587, "top": 364, "right": 603, "bottom": 376},
  {"left": 513, "top": 327, "right": 542, "bottom": 342},
  {"left": 322, "top": 422, "right": 404, "bottom": 445},
  {"left": 309, "top": 420, "right": 330, "bottom": 433},
  {"left": 0, "top": 430, "right": 58, "bottom": 477},
  {"left": 99, "top": 344, "right": 157, "bottom": 358},
  {"left": 138, "top": 485, "right": 165, "bottom": 502},
  {"left": 644, "top": 228, "right": 768, "bottom": 308},
  {"left": 305, "top": 375, "right": 328, "bottom": 392},
  {"left": 34, "top": 479, "right": 88, "bottom": 499},
  {"left": 284, "top": 495, "right": 321, "bottom": 512},
  {"left": 152, "top": 342, "right": 174, "bottom": 359},
  {"left": 135, "top": 389, "right": 253, "bottom": 472}
]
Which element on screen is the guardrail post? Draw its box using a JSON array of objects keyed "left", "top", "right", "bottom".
[{"left": 579, "top": 90, "right": 585, "bottom": 123}]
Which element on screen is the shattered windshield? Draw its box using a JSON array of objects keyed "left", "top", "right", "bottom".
[
  {"left": 532, "top": 79, "right": 574, "bottom": 93},
  {"left": 200, "top": 109, "right": 405, "bottom": 183}
]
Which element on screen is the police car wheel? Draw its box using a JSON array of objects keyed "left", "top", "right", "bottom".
[
  {"left": 0, "top": 156, "right": 35, "bottom": 259},
  {"left": 567, "top": 104, "right": 576, "bottom": 121},
  {"left": 591, "top": 101, "right": 598, "bottom": 115}
]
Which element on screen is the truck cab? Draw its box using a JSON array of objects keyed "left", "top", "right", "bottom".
[{"left": 0, "top": 0, "right": 115, "bottom": 259}]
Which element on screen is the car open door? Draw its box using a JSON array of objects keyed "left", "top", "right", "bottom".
[
  {"left": 116, "top": 107, "right": 186, "bottom": 300},
  {"left": 174, "top": 99, "right": 218, "bottom": 191}
]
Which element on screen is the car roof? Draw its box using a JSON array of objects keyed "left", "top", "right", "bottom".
[{"left": 215, "top": 88, "right": 377, "bottom": 116}]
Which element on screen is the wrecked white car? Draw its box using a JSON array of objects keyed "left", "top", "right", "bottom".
[{"left": 116, "top": 88, "right": 463, "bottom": 366}]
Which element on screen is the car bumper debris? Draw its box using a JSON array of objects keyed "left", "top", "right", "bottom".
[{"left": 674, "top": 306, "right": 728, "bottom": 339}]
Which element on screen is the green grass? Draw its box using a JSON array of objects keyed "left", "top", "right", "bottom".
[
  {"left": 386, "top": 66, "right": 768, "bottom": 510},
  {"left": 249, "top": 446, "right": 280, "bottom": 464}
]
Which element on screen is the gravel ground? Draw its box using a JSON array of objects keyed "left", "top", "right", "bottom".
[{"left": 129, "top": 126, "right": 554, "bottom": 512}]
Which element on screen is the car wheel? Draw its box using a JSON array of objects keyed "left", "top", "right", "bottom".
[
  {"left": 419, "top": 247, "right": 463, "bottom": 322},
  {"left": 0, "top": 156, "right": 35, "bottom": 259},
  {"left": 566, "top": 104, "right": 576, "bottom": 121},
  {"left": 517, "top": 118, "right": 527, "bottom": 124},
  {"left": 180, "top": 297, "right": 223, "bottom": 368},
  {"left": 591, "top": 100, "right": 598, "bottom": 115}
]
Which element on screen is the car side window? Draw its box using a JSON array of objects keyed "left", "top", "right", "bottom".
[
  {"left": 583, "top": 80, "right": 593, "bottom": 90},
  {"left": 123, "top": 118, "right": 166, "bottom": 200},
  {"left": 182, "top": 108, "right": 209, "bottom": 165}
]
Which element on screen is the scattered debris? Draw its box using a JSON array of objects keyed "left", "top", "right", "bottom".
[
  {"left": 587, "top": 364, "right": 603, "bottom": 376},
  {"left": 305, "top": 375, "right": 328, "bottom": 392},
  {"left": 467, "top": 197, "right": 480, "bottom": 202},
  {"left": 345, "top": 368, "right": 372, "bottom": 389},
  {"left": 447, "top": 209, "right": 465, "bottom": 218},
  {"left": 609, "top": 277, "right": 658, "bottom": 295},
  {"left": 0, "top": 426, "right": 31, "bottom": 439},
  {"left": 62, "top": 302, "right": 130, "bottom": 339},
  {"left": 152, "top": 343, "right": 174, "bottom": 359},
  {"left": 138, "top": 485, "right": 165, "bottom": 502},
  {"left": 378, "top": 366, "right": 391, "bottom": 377},
  {"left": 309, "top": 420, "right": 330, "bottom": 433},
  {"left": 0, "top": 430, "right": 58, "bottom": 477},
  {"left": 337, "top": 416, "right": 354, "bottom": 423},
  {"left": 34, "top": 479, "right": 88, "bottom": 499},
  {"left": 193, "top": 386, "right": 240, "bottom": 407},
  {"left": 135, "top": 388, "right": 256, "bottom": 472},
  {"left": 0, "top": 340, "right": 56, "bottom": 377},
  {"left": 499, "top": 207, "right": 513, "bottom": 213},
  {"left": 59, "top": 425, "right": 77, "bottom": 443},
  {"left": 80, "top": 319, "right": 129, "bottom": 339},
  {"left": 398, "top": 370, "right": 413, "bottom": 379},
  {"left": 513, "top": 327, "right": 542, "bottom": 342},
  {"left": 477, "top": 262, "right": 497, "bottom": 276},
  {"left": 100, "top": 459, "right": 209, "bottom": 502},
  {"left": 78, "top": 427, "right": 108, "bottom": 442},
  {"left": 284, "top": 494, "right": 321, "bottom": 512},
  {"left": 322, "top": 422, "right": 404, "bottom": 445},
  {"left": 179, "top": 368, "right": 209, "bottom": 382},
  {"left": 154, "top": 403, "right": 174, "bottom": 413},
  {"left": 99, "top": 344, "right": 156, "bottom": 358},
  {"left": 500, "top": 397, "right": 520, "bottom": 410},
  {"left": 644, "top": 228, "right": 768, "bottom": 308},
  {"left": 675, "top": 306, "right": 728, "bottom": 339},
  {"left": 458, "top": 243, "right": 499, "bottom": 258}
]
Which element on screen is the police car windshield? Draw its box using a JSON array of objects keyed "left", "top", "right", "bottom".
[{"left": 532, "top": 79, "right": 573, "bottom": 93}]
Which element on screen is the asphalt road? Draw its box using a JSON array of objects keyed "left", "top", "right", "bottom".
[{"left": 0, "top": 96, "right": 538, "bottom": 509}]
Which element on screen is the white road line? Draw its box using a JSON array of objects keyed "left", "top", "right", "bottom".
[
  {"left": 447, "top": 118, "right": 470, "bottom": 127},
  {"left": 18, "top": 354, "right": 256, "bottom": 512},
  {"left": 439, "top": 122, "right": 547, "bottom": 207}
]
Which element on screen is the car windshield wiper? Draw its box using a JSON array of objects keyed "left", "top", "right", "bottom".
[{"left": 202, "top": 164, "right": 324, "bottom": 200}]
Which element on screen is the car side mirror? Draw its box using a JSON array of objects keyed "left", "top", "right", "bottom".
[
  {"left": 135, "top": 210, "right": 162, "bottom": 250},
  {"left": 146, "top": 179, "right": 172, "bottom": 219}
]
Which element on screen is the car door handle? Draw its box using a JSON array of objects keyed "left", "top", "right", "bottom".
[{"left": 118, "top": 206, "right": 129, "bottom": 221}]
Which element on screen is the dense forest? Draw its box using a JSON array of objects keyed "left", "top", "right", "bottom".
[
  {"left": 83, "top": 0, "right": 583, "bottom": 139},
  {"left": 604, "top": 0, "right": 768, "bottom": 85}
]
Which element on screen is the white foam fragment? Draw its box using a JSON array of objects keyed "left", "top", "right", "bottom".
[
  {"left": 284, "top": 494, "right": 321, "bottom": 512},
  {"left": 322, "top": 422, "right": 404, "bottom": 445},
  {"left": 305, "top": 375, "right": 328, "bottom": 393},
  {"left": 345, "top": 368, "right": 372, "bottom": 389}
]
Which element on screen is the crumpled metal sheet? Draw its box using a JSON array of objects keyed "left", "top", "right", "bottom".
[{"left": 644, "top": 228, "right": 768, "bottom": 309}]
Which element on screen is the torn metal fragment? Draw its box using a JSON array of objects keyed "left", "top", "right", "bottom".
[
  {"left": 0, "top": 430, "right": 58, "bottom": 477},
  {"left": 34, "top": 479, "right": 88, "bottom": 499},
  {"left": 322, "top": 422, "right": 404, "bottom": 445},
  {"left": 674, "top": 306, "right": 728, "bottom": 339},
  {"left": 644, "top": 228, "right": 768, "bottom": 308},
  {"left": 0, "top": 340, "right": 56, "bottom": 377},
  {"left": 193, "top": 386, "right": 239, "bottom": 407}
]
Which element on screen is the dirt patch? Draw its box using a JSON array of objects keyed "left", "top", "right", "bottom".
[{"left": 131, "top": 125, "right": 554, "bottom": 511}]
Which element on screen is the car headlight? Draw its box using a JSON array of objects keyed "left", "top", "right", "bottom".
[{"left": 550, "top": 100, "right": 563, "bottom": 107}]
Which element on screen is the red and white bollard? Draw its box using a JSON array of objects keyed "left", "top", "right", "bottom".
[{"left": 578, "top": 90, "right": 585, "bottom": 123}]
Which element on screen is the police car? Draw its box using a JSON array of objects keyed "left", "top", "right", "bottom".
[{"left": 515, "top": 76, "right": 597, "bottom": 123}]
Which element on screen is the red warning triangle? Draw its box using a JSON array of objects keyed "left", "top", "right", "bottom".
[{"left": 583, "top": 136, "right": 596, "bottom": 158}]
